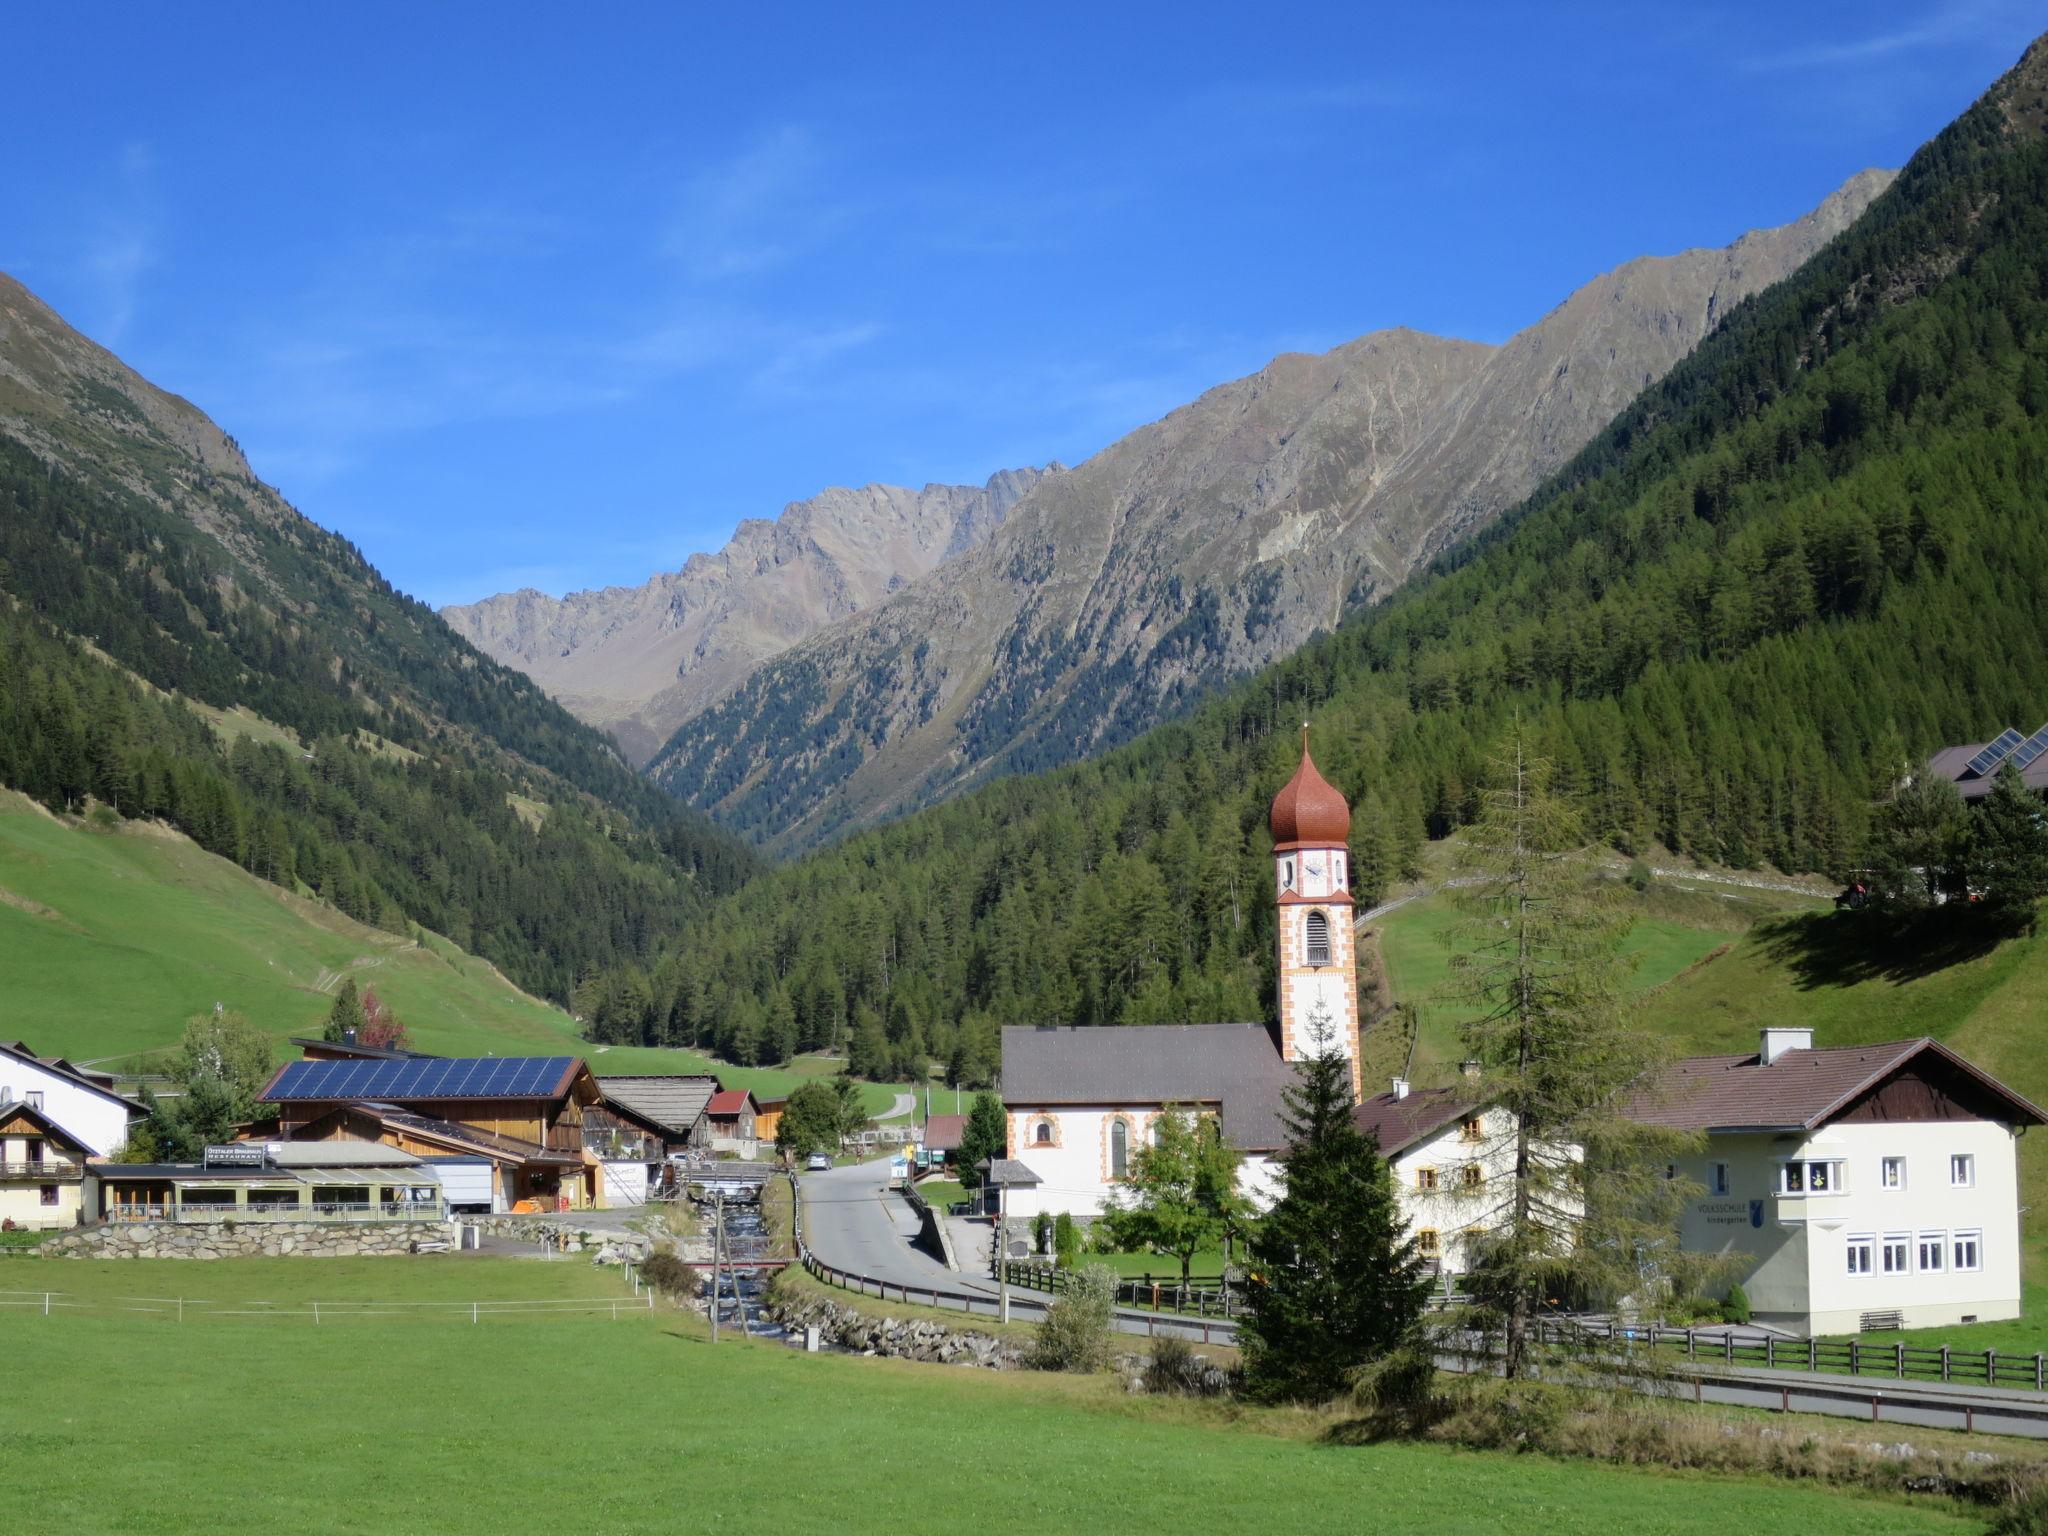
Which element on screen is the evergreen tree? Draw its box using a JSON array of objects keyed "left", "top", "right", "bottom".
[
  {"left": 1869, "top": 771, "right": 1969, "bottom": 906},
  {"left": 1240, "top": 1003, "right": 1429, "bottom": 1403},
  {"left": 1969, "top": 758, "right": 2048, "bottom": 919},
  {"left": 322, "top": 978, "right": 368, "bottom": 1043},
  {"left": 1440, "top": 726, "right": 1701, "bottom": 1378},
  {"left": 956, "top": 1090, "right": 1008, "bottom": 1189}
]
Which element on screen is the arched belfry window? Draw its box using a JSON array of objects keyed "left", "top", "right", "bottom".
[
  {"left": 1305, "top": 909, "right": 1332, "bottom": 968},
  {"left": 1110, "top": 1118, "right": 1129, "bottom": 1179}
]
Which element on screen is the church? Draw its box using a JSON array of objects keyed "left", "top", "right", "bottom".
[{"left": 999, "top": 733, "right": 1426, "bottom": 1224}]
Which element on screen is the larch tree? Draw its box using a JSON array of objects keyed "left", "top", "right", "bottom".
[{"left": 1440, "top": 724, "right": 1711, "bottom": 1379}]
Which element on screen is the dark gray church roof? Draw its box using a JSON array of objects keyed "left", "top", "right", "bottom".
[{"left": 999, "top": 1024, "right": 1296, "bottom": 1152}]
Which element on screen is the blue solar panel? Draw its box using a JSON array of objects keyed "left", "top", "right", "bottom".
[
  {"left": 265, "top": 1056, "right": 573, "bottom": 1102},
  {"left": 2009, "top": 722, "right": 2048, "bottom": 773},
  {"left": 1965, "top": 728, "right": 2025, "bottom": 779}
]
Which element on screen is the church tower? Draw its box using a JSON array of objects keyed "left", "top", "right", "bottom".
[{"left": 1269, "top": 727, "right": 1360, "bottom": 1095}]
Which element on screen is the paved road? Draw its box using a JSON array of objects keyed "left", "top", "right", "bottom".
[
  {"left": 872, "top": 1093, "right": 917, "bottom": 1122},
  {"left": 798, "top": 1159, "right": 1242, "bottom": 1344}
]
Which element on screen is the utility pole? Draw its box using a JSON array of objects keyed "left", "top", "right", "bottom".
[
  {"left": 997, "top": 1176, "right": 1009, "bottom": 1325},
  {"left": 709, "top": 1189, "right": 725, "bottom": 1344}
]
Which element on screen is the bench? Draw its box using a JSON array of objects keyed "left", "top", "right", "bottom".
[
  {"left": 1859, "top": 1309, "right": 1905, "bottom": 1333},
  {"left": 410, "top": 1239, "right": 452, "bottom": 1255}
]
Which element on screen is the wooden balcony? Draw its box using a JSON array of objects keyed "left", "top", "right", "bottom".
[{"left": 0, "top": 1162, "right": 84, "bottom": 1181}]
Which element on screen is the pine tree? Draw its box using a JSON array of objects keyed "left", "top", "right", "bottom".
[{"left": 1240, "top": 1003, "right": 1429, "bottom": 1403}]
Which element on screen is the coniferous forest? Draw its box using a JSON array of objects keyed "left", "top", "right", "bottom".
[
  {"left": 0, "top": 425, "right": 755, "bottom": 1006},
  {"left": 566, "top": 40, "right": 2048, "bottom": 1078}
]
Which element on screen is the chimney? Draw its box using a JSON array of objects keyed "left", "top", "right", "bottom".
[
  {"left": 1760, "top": 1027, "right": 1813, "bottom": 1066},
  {"left": 1391, "top": 1077, "right": 1410, "bottom": 1101},
  {"left": 1459, "top": 1060, "right": 1482, "bottom": 1080}
]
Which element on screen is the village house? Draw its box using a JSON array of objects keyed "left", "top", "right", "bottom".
[
  {"left": 0, "top": 1099, "right": 94, "bottom": 1229},
  {"left": 259, "top": 1053, "right": 603, "bottom": 1211},
  {"left": 96, "top": 1140, "right": 444, "bottom": 1224},
  {"left": 704, "top": 1088, "right": 760, "bottom": 1154},
  {"left": 1353, "top": 1074, "right": 1520, "bottom": 1278},
  {"left": 999, "top": 733, "right": 1359, "bottom": 1221},
  {"left": 0, "top": 1039, "right": 138, "bottom": 1158},
  {"left": 919, "top": 1112, "right": 968, "bottom": 1172},
  {"left": 1636, "top": 1028, "right": 2043, "bottom": 1337},
  {"left": 592, "top": 1074, "right": 719, "bottom": 1157}
]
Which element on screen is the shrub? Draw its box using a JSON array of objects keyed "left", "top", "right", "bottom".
[
  {"left": 1720, "top": 1282, "right": 1751, "bottom": 1326},
  {"left": 639, "top": 1252, "right": 701, "bottom": 1298},
  {"left": 1033, "top": 1211, "right": 1053, "bottom": 1253},
  {"left": 1991, "top": 1486, "right": 2048, "bottom": 1535},
  {"left": 1348, "top": 1343, "right": 1445, "bottom": 1434},
  {"left": 1029, "top": 1263, "right": 1116, "bottom": 1372},
  {"left": 1625, "top": 858, "right": 1653, "bottom": 892},
  {"left": 1143, "top": 1334, "right": 1230, "bottom": 1397}
]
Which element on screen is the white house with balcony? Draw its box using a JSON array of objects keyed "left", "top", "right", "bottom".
[
  {"left": 0, "top": 1040, "right": 137, "bottom": 1158},
  {"left": 1353, "top": 1076, "right": 1528, "bottom": 1278},
  {"left": 1633, "top": 1028, "right": 2042, "bottom": 1337}
]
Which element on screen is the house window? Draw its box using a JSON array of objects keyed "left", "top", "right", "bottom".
[
  {"left": 1917, "top": 1232, "right": 1946, "bottom": 1273},
  {"left": 1415, "top": 1167, "right": 1439, "bottom": 1193},
  {"left": 1953, "top": 1231, "right": 1982, "bottom": 1272},
  {"left": 24, "top": 1091, "right": 42, "bottom": 1111},
  {"left": 1305, "top": 910, "right": 1331, "bottom": 968},
  {"left": 1845, "top": 1234, "right": 1874, "bottom": 1276},
  {"left": 1109, "top": 1118, "right": 1129, "bottom": 1179},
  {"left": 40, "top": 1184, "right": 58, "bottom": 1206},
  {"left": 1415, "top": 1228, "right": 1441, "bottom": 1259},
  {"left": 1459, "top": 1164, "right": 1482, "bottom": 1193},
  {"left": 1459, "top": 1116, "right": 1484, "bottom": 1143},
  {"left": 1710, "top": 1163, "right": 1730, "bottom": 1196},
  {"left": 1880, "top": 1234, "right": 1911, "bottom": 1275},
  {"left": 1778, "top": 1160, "right": 1843, "bottom": 1195},
  {"left": 1950, "top": 1154, "right": 1975, "bottom": 1188},
  {"left": 1881, "top": 1157, "right": 1905, "bottom": 1190},
  {"left": 26, "top": 1140, "right": 43, "bottom": 1167}
]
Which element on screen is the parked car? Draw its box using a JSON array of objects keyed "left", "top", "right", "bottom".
[{"left": 805, "top": 1152, "right": 832, "bottom": 1171}]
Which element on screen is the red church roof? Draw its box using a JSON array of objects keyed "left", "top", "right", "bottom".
[{"left": 1269, "top": 732, "right": 1351, "bottom": 848}]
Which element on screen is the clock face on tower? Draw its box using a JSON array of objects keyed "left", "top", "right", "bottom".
[{"left": 1303, "top": 854, "right": 1325, "bottom": 895}]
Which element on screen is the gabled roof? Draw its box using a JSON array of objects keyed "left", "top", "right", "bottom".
[
  {"left": 1000, "top": 1023, "right": 1296, "bottom": 1152},
  {"left": 0, "top": 1098, "right": 94, "bottom": 1156},
  {"left": 922, "top": 1113, "right": 969, "bottom": 1153},
  {"left": 706, "top": 1089, "right": 755, "bottom": 1117},
  {"left": 595, "top": 1075, "right": 719, "bottom": 1136},
  {"left": 1627, "top": 1037, "right": 2047, "bottom": 1133},
  {"left": 261, "top": 1056, "right": 582, "bottom": 1105},
  {"left": 1353, "top": 1087, "right": 1483, "bottom": 1158},
  {"left": 0, "top": 1040, "right": 140, "bottom": 1113}
]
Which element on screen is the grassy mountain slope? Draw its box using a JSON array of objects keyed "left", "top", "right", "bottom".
[
  {"left": 0, "top": 790, "right": 907, "bottom": 1112},
  {"left": 0, "top": 273, "right": 756, "bottom": 1008},
  {"left": 588, "top": 34, "right": 2048, "bottom": 1082}
]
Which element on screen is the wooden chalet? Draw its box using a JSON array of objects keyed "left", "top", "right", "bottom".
[{"left": 259, "top": 1054, "right": 602, "bottom": 1211}]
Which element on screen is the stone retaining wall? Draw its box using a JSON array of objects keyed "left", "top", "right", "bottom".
[
  {"left": 41, "top": 1220, "right": 454, "bottom": 1259},
  {"left": 765, "top": 1286, "right": 1026, "bottom": 1369}
]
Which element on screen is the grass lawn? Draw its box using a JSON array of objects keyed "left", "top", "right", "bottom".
[
  {"left": 3, "top": 1259, "right": 1974, "bottom": 1535},
  {"left": 0, "top": 794, "right": 912, "bottom": 1118},
  {"left": 1083, "top": 1249, "right": 1228, "bottom": 1283},
  {"left": 1371, "top": 874, "right": 1813, "bottom": 1077}
]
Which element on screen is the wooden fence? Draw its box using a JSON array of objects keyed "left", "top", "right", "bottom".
[{"left": 1551, "top": 1316, "right": 2048, "bottom": 1391}]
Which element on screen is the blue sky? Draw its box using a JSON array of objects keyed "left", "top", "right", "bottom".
[{"left": 5, "top": 3, "right": 2041, "bottom": 607}]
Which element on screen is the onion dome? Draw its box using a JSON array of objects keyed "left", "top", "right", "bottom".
[{"left": 1269, "top": 727, "right": 1351, "bottom": 846}]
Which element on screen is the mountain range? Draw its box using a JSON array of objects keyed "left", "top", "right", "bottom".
[
  {"left": 449, "top": 169, "right": 1893, "bottom": 850},
  {"left": 443, "top": 467, "right": 1055, "bottom": 767}
]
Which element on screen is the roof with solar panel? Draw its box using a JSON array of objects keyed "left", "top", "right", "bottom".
[
  {"left": 259, "top": 1055, "right": 583, "bottom": 1104},
  {"left": 1925, "top": 721, "right": 2048, "bottom": 801}
]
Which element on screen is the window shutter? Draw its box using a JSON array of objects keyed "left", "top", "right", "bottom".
[{"left": 1305, "top": 909, "right": 1331, "bottom": 967}]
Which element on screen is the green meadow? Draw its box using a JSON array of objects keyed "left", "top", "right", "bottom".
[
  {"left": 0, "top": 793, "right": 907, "bottom": 1116},
  {"left": 0, "top": 1257, "right": 1976, "bottom": 1536}
]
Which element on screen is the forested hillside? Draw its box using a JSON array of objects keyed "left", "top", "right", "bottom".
[
  {"left": 0, "top": 279, "right": 755, "bottom": 1007},
  {"left": 568, "top": 34, "right": 2048, "bottom": 1080}
]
